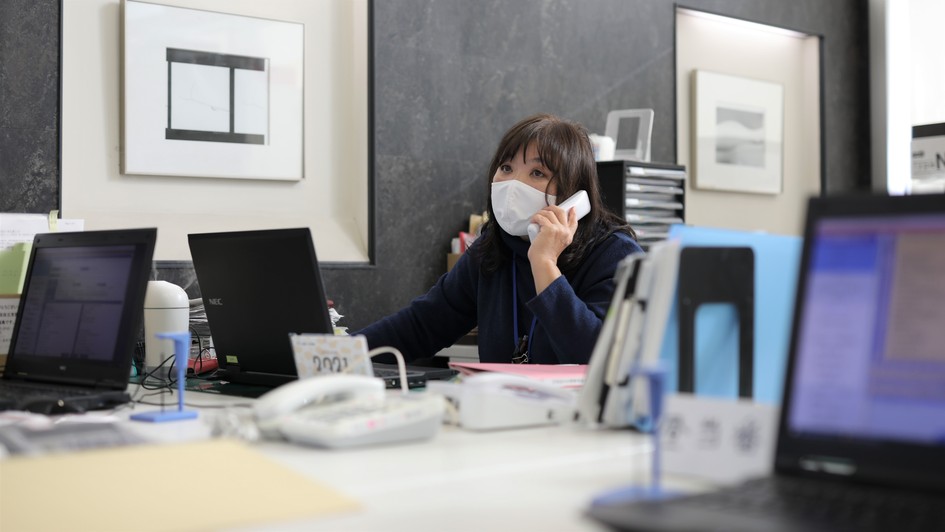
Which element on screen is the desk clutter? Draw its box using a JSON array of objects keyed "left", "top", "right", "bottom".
[
  {"left": 447, "top": 210, "right": 488, "bottom": 271},
  {"left": 3, "top": 193, "right": 945, "bottom": 531},
  {"left": 586, "top": 193, "right": 945, "bottom": 531}
]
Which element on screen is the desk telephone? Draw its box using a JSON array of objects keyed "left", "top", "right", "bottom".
[
  {"left": 527, "top": 190, "right": 591, "bottom": 242},
  {"left": 254, "top": 374, "right": 445, "bottom": 449},
  {"left": 428, "top": 372, "right": 577, "bottom": 430}
]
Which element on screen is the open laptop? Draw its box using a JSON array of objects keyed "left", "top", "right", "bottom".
[
  {"left": 188, "top": 228, "right": 455, "bottom": 390},
  {"left": 0, "top": 228, "right": 157, "bottom": 414},
  {"left": 587, "top": 193, "right": 945, "bottom": 531}
]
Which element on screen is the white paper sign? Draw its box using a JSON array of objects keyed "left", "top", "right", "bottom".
[
  {"left": 661, "top": 393, "right": 779, "bottom": 485},
  {"left": 0, "top": 296, "right": 19, "bottom": 356},
  {"left": 289, "top": 333, "right": 373, "bottom": 378},
  {"left": 56, "top": 219, "right": 85, "bottom": 232},
  {"left": 0, "top": 214, "right": 48, "bottom": 250}
]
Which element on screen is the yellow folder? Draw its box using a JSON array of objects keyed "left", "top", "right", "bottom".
[
  {"left": 0, "top": 439, "right": 359, "bottom": 532},
  {"left": 0, "top": 242, "right": 31, "bottom": 295}
]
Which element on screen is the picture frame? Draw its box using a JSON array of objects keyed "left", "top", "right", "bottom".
[
  {"left": 605, "top": 109, "right": 654, "bottom": 162},
  {"left": 692, "top": 70, "right": 784, "bottom": 195},
  {"left": 122, "top": 1, "right": 304, "bottom": 181}
]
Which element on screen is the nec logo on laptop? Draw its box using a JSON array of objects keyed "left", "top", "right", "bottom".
[{"left": 208, "top": 298, "right": 223, "bottom": 306}]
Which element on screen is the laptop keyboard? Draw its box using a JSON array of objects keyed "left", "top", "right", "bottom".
[
  {"left": 677, "top": 477, "right": 945, "bottom": 531},
  {"left": 0, "top": 381, "right": 129, "bottom": 414},
  {"left": 0, "top": 380, "right": 101, "bottom": 399},
  {"left": 372, "top": 367, "right": 407, "bottom": 378}
]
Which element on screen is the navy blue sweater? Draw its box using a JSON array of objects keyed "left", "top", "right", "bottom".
[{"left": 355, "top": 228, "right": 642, "bottom": 364}]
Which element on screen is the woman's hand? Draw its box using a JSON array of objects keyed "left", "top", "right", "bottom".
[{"left": 527, "top": 205, "right": 578, "bottom": 294}]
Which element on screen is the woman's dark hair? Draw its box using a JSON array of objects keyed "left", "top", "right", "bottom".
[{"left": 475, "top": 113, "right": 635, "bottom": 273}]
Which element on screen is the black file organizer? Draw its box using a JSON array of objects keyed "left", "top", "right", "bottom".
[{"left": 676, "top": 247, "right": 755, "bottom": 398}]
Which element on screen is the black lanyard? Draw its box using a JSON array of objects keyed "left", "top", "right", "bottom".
[{"left": 511, "top": 267, "right": 537, "bottom": 364}]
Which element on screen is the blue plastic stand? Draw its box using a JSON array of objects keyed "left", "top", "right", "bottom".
[
  {"left": 131, "top": 331, "right": 198, "bottom": 423},
  {"left": 590, "top": 366, "right": 679, "bottom": 506}
]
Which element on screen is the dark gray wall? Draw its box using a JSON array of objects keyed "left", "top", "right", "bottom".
[
  {"left": 1, "top": 0, "right": 870, "bottom": 332},
  {"left": 0, "top": 0, "right": 59, "bottom": 213}
]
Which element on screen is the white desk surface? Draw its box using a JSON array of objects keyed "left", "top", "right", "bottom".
[{"left": 116, "top": 386, "right": 679, "bottom": 532}]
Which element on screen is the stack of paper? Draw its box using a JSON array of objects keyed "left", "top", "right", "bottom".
[{"left": 449, "top": 362, "right": 587, "bottom": 389}]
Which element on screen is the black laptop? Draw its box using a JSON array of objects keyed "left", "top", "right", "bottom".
[
  {"left": 188, "top": 228, "right": 455, "bottom": 389},
  {"left": 587, "top": 193, "right": 945, "bottom": 531},
  {"left": 0, "top": 228, "right": 157, "bottom": 414}
]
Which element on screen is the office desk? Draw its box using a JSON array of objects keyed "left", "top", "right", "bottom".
[
  {"left": 115, "top": 387, "right": 675, "bottom": 532},
  {"left": 255, "top": 424, "right": 653, "bottom": 531}
]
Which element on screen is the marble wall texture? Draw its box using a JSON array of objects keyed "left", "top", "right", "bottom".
[
  {"left": 2, "top": 0, "right": 869, "bottom": 333},
  {"left": 0, "top": 0, "right": 60, "bottom": 214}
]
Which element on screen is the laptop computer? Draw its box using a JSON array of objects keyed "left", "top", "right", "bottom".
[
  {"left": 0, "top": 228, "right": 157, "bottom": 414},
  {"left": 587, "top": 193, "right": 945, "bottom": 531},
  {"left": 187, "top": 228, "right": 456, "bottom": 390}
]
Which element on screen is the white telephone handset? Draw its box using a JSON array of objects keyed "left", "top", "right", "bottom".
[
  {"left": 254, "top": 374, "right": 385, "bottom": 437},
  {"left": 253, "top": 374, "right": 444, "bottom": 448},
  {"left": 527, "top": 190, "right": 591, "bottom": 242},
  {"left": 427, "top": 372, "right": 577, "bottom": 431}
]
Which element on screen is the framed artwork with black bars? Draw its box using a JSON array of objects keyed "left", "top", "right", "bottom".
[
  {"left": 164, "top": 48, "right": 268, "bottom": 146},
  {"left": 122, "top": 0, "right": 303, "bottom": 181}
]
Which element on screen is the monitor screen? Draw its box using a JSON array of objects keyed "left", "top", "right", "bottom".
[
  {"left": 12, "top": 245, "right": 137, "bottom": 363},
  {"left": 788, "top": 213, "right": 945, "bottom": 445}
]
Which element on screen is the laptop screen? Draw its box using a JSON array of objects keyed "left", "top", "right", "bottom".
[
  {"left": 5, "top": 229, "right": 156, "bottom": 388},
  {"left": 788, "top": 212, "right": 945, "bottom": 444},
  {"left": 13, "top": 246, "right": 135, "bottom": 362},
  {"left": 777, "top": 195, "right": 945, "bottom": 488},
  {"left": 188, "top": 228, "right": 334, "bottom": 387}
]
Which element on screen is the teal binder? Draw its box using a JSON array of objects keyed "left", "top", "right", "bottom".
[{"left": 658, "top": 225, "right": 802, "bottom": 404}]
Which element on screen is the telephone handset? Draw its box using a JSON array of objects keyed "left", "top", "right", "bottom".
[
  {"left": 254, "top": 374, "right": 385, "bottom": 437},
  {"left": 527, "top": 190, "right": 591, "bottom": 242},
  {"left": 253, "top": 374, "right": 444, "bottom": 448}
]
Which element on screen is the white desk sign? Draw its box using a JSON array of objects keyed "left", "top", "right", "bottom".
[
  {"left": 0, "top": 296, "right": 19, "bottom": 356},
  {"left": 289, "top": 333, "right": 373, "bottom": 378},
  {"left": 661, "top": 393, "right": 778, "bottom": 485}
]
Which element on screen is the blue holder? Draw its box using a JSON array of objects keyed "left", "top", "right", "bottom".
[
  {"left": 131, "top": 331, "right": 198, "bottom": 423},
  {"left": 590, "top": 366, "right": 679, "bottom": 506}
]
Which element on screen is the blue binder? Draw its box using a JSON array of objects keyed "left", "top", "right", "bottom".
[{"left": 658, "top": 225, "right": 802, "bottom": 404}]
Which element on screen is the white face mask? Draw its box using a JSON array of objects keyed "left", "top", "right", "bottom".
[{"left": 491, "top": 180, "right": 556, "bottom": 236}]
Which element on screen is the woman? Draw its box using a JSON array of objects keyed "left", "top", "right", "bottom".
[{"left": 355, "top": 113, "right": 641, "bottom": 364}]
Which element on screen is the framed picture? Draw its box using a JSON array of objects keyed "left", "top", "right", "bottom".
[
  {"left": 605, "top": 109, "right": 654, "bottom": 162},
  {"left": 692, "top": 70, "right": 784, "bottom": 194},
  {"left": 122, "top": 1, "right": 304, "bottom": 181}
]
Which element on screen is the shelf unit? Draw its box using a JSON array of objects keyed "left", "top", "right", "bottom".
[{"left": 596, "top": 160, "right": 687, "bottom": 249}]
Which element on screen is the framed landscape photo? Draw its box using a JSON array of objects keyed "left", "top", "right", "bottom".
[
  {"left": 692, "top": 70, "right": 784, "bottom": 194},
  {"left": 123, "top": 1, "right": 304, "bottom": 180}
]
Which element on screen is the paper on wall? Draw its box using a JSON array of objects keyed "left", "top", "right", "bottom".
[{"left": 0, "top": 213, "right": 48, "bottom": 250}]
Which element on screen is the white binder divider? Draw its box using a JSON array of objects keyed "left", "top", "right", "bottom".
[{"left": 577, "top": 238, "right": 681, "bottom": 429}]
